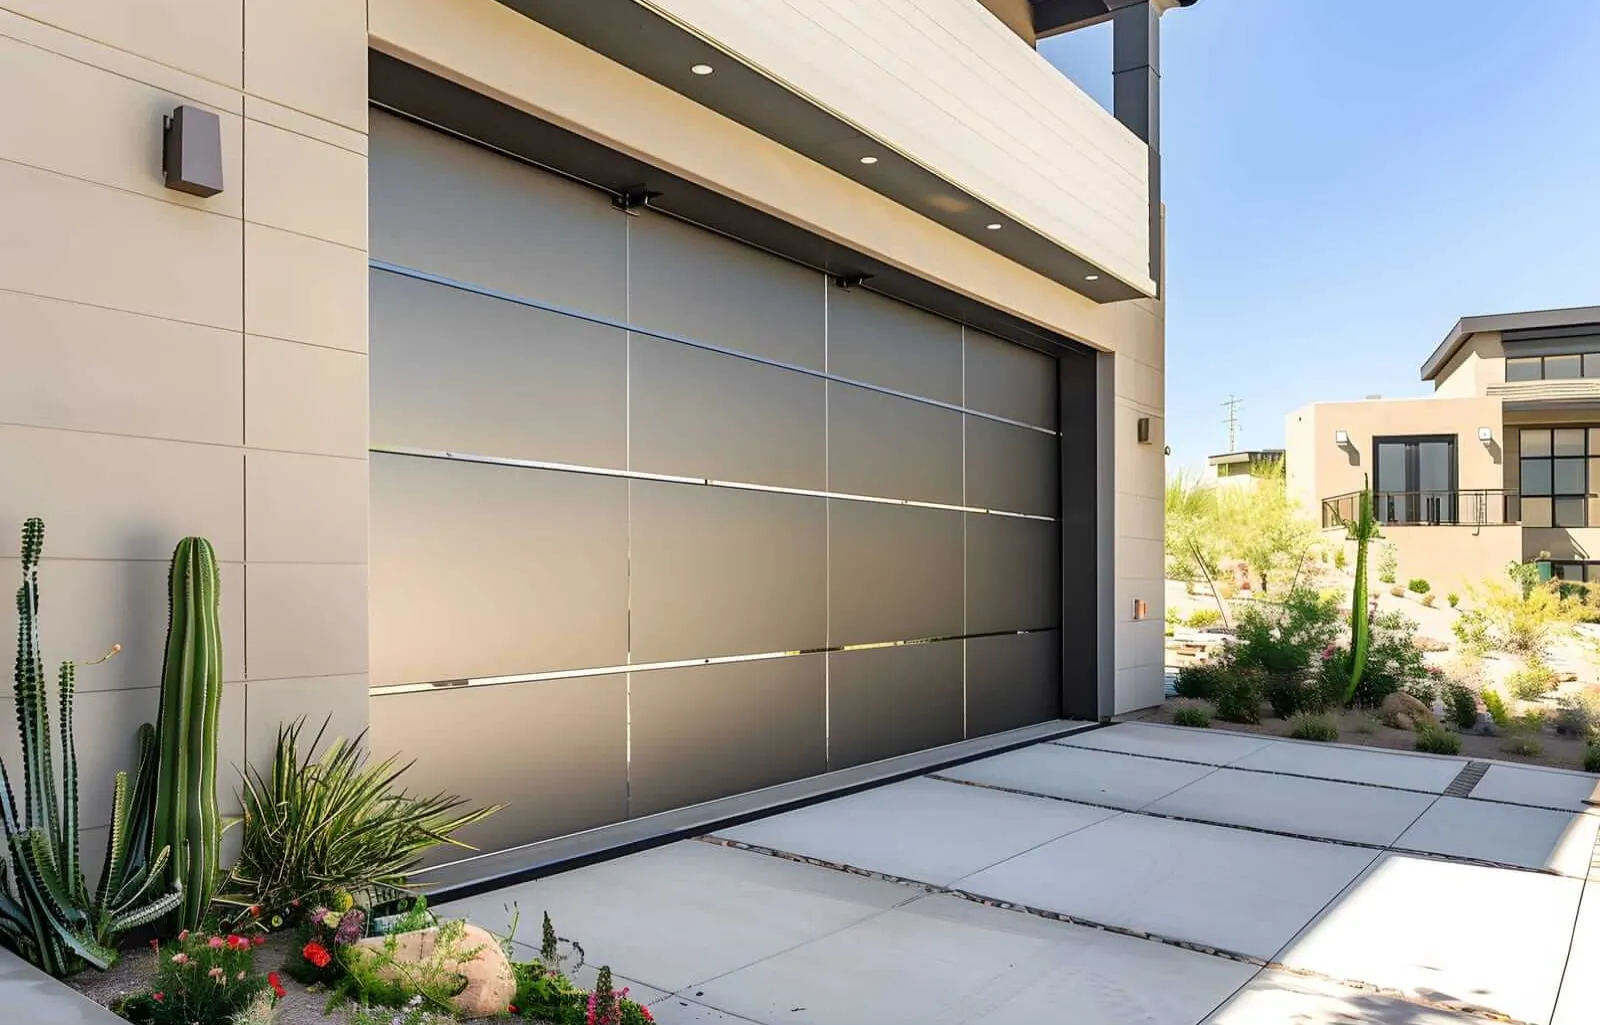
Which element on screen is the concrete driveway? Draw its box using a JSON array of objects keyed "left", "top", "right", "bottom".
[{"left": 443, "top": 723, "right": 1600, "bottom": 1025}]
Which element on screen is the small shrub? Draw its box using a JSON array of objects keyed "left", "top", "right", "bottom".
[
  {"left": 1389, "top": 585, "right": 1405, "bottom": 598},
  {"left": 1585, "top": 743, "right": 1600, "bottom": 773},
  {"left": 1378, "top": 542, "right": 1399, "bottom": 585},
  {"left": 1334, "top": 547, "right": 1348, "bottom": 571},
  {"left": 1265, "top": 671, "right": 1320, "bottom": 719},
  {"left": 1506, "top": 659, "right": 1559, "bottom": 700},
  {"left": 347, "top": 999, "right": 458, "bottom": 1025},
  {"left": 1447, "top": 592, "right": 1460, "bottom": 608},
  {"left": 1352, "top": 610, "right": 1431, "bottom": 708},
  {"left": 1415, "top": 727, "right": 1461, "bottom": 755},
  {"left": 1555, "top": 692, "right": 1600, "bottom": 739},
  {"left": 1453, "top": 612, "right": 1492, "bottom": 657},
  {"left": 1187, "top": 607, "right": 1222, "bottom": 629},
  {"left": 1352, "top": 713, "right": 1380, "bottom": 735},
  {"left": 1444, "top": 682, "right": 1479, "bottom": 731},
  {"left": 1171, "top": 704, "right": 1212, "bottom": 728},
  {"left": 1501, "top": 734, "right": 1544, "bottom": 757},
  {"left": 114, "top": 930, "right": 272, "bottom": 1025},
  {"left": 1289, "top": 713, "right": 1339, "bottom": 742},
  {"left": 1213, "top": 672, "right": 1263, "bottom": 724},
  {"left": 1421, "top": 593, "right": 1437, "bottom": 608},
  {"left": 1165, "top": 605, "right": 1182, "bottom": 627},
  {"left": 1404, "top": 672, "right": 1440, "bottom": 707},
  {"left": 1175, "top": 661, "right": 1227, "bottom": 701},
  {"left": 1407, "top": 578, "right": 1431, "bottom": 595},
  {"left": 1483, "top": 688, "right": 1511, "bottom": 726}
]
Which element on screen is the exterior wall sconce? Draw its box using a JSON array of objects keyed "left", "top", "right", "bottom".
[
  {"left": 162, "top": 105, "right": 223, "bottom": 197},
  {"left": 1137, "top": 417, "right": 1152, "bottom": 444},
  {"left": 1477, "top": 426, "right": 1494, "bottom": 444},
  {"left": 1334, "top": 430, "right": 1351, "bottom": 446},
  {"left": 1132, "top": 599, "right": 1148, "bottom": 621}
]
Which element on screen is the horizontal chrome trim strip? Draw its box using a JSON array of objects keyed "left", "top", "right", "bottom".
[
  {"left": 369, "top": 444, "right": 1059, "bottom": 522},
  {"left": 369, "top": 260, "right": 1060, "bottom": 438},
  {"left": 369, "top": 628, "right": 1059, "bottom": 696}
]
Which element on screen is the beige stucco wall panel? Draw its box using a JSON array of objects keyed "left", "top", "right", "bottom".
[
  {"left": 0, "top": 558, "right": 246, "bottom": 694},
  {"left": 1120, "top": 490, "right": 1163, "bottom": 543},
  {"left": 244, "top": 0, "right": 368, "bottom": 131},
  {"left": 0, "top": 427, "right": 244, "bottom": 562},
  {"left": 367, "top": 0, "right": 1145, "bottom": 353},
  {"left": 1336, "top": 525, "right": 1522, "bottom": 598},
  {"left": 243, "top": 120, "right": 367, "bottom": 248},
  {"left": 245, "top": 95, "right": 368, "bottom": 157},
  {"left": 244, "top": 223, "right": 369, "bottom": 352},
  {"left": 244, "top": 336, "right": 370, "bottom": 457},
  {"left": 245, "top": 451, "right": 370, "bottom": 566},
  {"left": 244, "top": 675, "right": 370, "bottom": 768},
  {"left": 0, "top": 292, "right": 243, "bottom": 446},
  {"left": 0, "top": 30, "right": 244, "bottom": 218},
  {"left": 0, "top": 160, "right": 242, "bottom": 330},
  {"left": 0, "top": 0, "right": 243, "bottom": 88},
  {"left": 245, "top": 563, "right": 369, "bottom": 681}
]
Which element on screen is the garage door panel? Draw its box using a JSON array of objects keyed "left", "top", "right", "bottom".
[
  {"left": 630, "top": 482, "right": 827, "bottom": 662},
  {"left": 965, "top": 329, "right": 1058, "bottom": 430},
  {"left": 828, "top": 501, "right": 962, "bottom": 646},
  {"left": 629, "top": 211, "right": 826, "bottom": 369},
  {"left": 827, "top": 287, "right": 962, "bottom": 404},
  {"left": 828, "top": 383, "right": 962, "bottom": 505},
  {"left": 966, "top": 514, "right": 1060, "bottom": 634},
  {"left": 628, "top": 657, "right": 826, "bottom": 816},
  {"left": 827, "top": 641, "right": 964, "bottom": 770},
  {"left": 370, "top": 675, "right": 628, "bottom": 853},
  {"left": 370, "top": 455, "right": 629, "bottom": 685},
  {"left": 370, "top": 270, "right": 627, "bottom": 467},
  {"left": 629, "top": 337, "right": 826, "bottom": 489},
  {"left": 966, "top": 631, "right": 1060, "bottom": 737},
  {"left": 369, "top": 111, "right": 625, "bottom": 317},
  {"left": 965, "top": 415, "right": 1058, "bottom": 517}
]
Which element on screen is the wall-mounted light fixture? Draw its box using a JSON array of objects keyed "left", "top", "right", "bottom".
[
  {"left": 1132, "top": 599, "right": 1148, "bottom": 621},
  {"left": 1137, "top": 417, "right": 1152, "bottom": 444},
  {"left": 1477, "top": 426, "right": 1494, "bottom": 444},
  {"left": 1334, "top": 429, "right": 1351, "bottom": 446},
  {"left": 162, "top": 105, "right": 223, "bottom": 197}
]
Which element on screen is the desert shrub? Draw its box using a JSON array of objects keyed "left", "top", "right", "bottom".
[
  {"left": 1353, "top": 712, "right": 1380, "bottom": 734},
  {"left": 1447, "top": 592, "right": 1460, "bottom": 608},
  {"left": 1233, "top": 588, "right": 1342, "bottom": 676},
  {"left": 1377, "top": 542, "right": 1398, "bottom": 585},
  {"left": 1463, "top": 570, "right": 1581, "bottom": 657},
  {"left": 1415, "top": 727, "right": 1461, "bottom": 755},
  {"left": 1289, "top": 713, "right": 1339, "bottom": 742},
  {"left": 1404, "top": 669, "right": 1440, "bottom": 707},
  {"left": 1174, "top": 660, "right": 1227, "bottom": 701},
  {"left": 1350, "top": 610, "right": 1430, "bottom": 708},
  {"left": 347, "top": 999, "right": 459, "bottom": 1025},
  {"left": 1171, "top": 704, "right": 1212, "bottom": 728},
  {"left": 331, "top": 915, "right": 478, "bottom": 1013},
  {"left": 1408, "top": 578, "right": 1431, "bottom": 595},
  {"left": 1334, "top": 547, "right": 1348, "bottom": 571},
  {"left": 218, "top": 718, "right": 503, "bottom": 925},
  {"left": 1506, "top": 659, "right": 1559, "bottom": 700},
  {"left": 1213, "top": 671, "right": 1263, "bottom": 724},
  {"left": 1165, "top": 605, "right": 1182, "bottom": 626},
  {"left": 1585, "top": 743, "right": 1600, "bottom": 773},
  {"left": 1265, "top": 671, "right": 1325, "bottom": 719},
  {"left": 1444, "top": 682, "right": 1479, "bottom": 731},
  {"left": 1501, "top": 734, "right": 1544, "bottom": 757},
  {"left": 1453, "top": 613, "right": 1492, "bottom": 657},
  {"left": 1413, "top": 635, "right": 1450, "bottom": 653},
  {"left": 1315, "top": 646, "right": 1352, "bottom": 708},
  {"left": 1482, "top": 688, "right": 1511, "bottom": 726},
  {"left": 1555, "top": 692, "right": 1600, "bottom": 739},
  {"left": 1187, "top": 607, "right": 1222, "bottom": 629},
  {"left": 1421, "top": 593, "right": 1437, "bottom": 608},
  {"left": 114, "top": 930, "right": 273, "bottom": 1025}
]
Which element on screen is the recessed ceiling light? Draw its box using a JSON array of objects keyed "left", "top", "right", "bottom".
[
  {"left": 1085, "top": 274, "right": 1100, "bottom": 281},
  {"left": 690, "top": 63, "right": 714, "bottom": 76},
  {"left": 985, "top": 222, "right": 1003, "bottom": 230},
  {"left": 858, "top": 155, "right": 879, "bottom": 165}
]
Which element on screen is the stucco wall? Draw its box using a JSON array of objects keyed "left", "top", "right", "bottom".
[
  {"left": 0, "top": 1, "right": 370, "bottom": 845},
  {"left": 1431, "top": 332, "right": 1506, "bottom": 397}
]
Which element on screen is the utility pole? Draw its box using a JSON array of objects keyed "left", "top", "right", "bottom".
[{"left": 1221, "top": 395, "right": 1242, "bottom": 452}]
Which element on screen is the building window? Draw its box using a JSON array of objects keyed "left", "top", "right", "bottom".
[
  {"left": 1551, "top": 561, "right": 1600, "bottom": 586},
  {"left": 1372, "top": 435, "right": 1457, "bottom": 523},
  {"left": 1505, "top": 354, "right": 1600, "bottom": 381},
  {"left": 1518, "top": 427, "right": 1600, "bottom": 527}
]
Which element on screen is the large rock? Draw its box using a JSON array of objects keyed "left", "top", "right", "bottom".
[
  {"left": 350, "top": 922, "right": 514, "bottom": 1018},
  {"left": 1381, "top": 691, "right": 1436, "bottom": 732}
]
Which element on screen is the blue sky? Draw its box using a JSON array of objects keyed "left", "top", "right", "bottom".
[{"left": 1041, "top": 0, "right": 1600, "bottom": 472}]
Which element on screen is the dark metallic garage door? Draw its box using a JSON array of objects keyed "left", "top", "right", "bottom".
[{"left": 366, "top": 110, "right": 1062, "bottom": 858}]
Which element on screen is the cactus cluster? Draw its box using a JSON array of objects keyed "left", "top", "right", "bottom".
[
  {"left": 0, "top": 518, "right": 181, "bottom": 975},
  {"left": 150, "top": 536, "right": 224, "bottom": 933}
]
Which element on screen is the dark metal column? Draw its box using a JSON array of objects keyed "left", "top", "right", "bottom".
[
  {"left": 1110, "top": 0, "right": 1163, "bottom": 292},
  {"left": 1058, "top": 348, "right": 1108, "bottom": 720}
]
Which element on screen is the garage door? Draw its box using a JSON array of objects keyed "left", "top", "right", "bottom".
[{"left": 366, "top": 110, "right": 1062, "bottom": 857}]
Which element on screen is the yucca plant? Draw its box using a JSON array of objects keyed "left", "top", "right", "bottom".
[
  {"left": 0, "top": 518, "right": 181, "bottom": 975},
  {"left": 216, "top": 718, "right": 502, "bottom": 923}
]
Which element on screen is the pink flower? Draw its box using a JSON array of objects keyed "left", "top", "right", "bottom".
[
  {"left": 208, "top": 936, "right": 224, "bottom": 949},
  {"left": 177, "top": 929, "right": 189, "bottom": 942},
  {"left": 236, "top": 970, "right": 246, "bottom": 981},
  {"left": 152, "top": 993, "right": 164, "bottom": 1003},
  {"left": 149, "top": 938, "right": 159, "bottom": 952},
  {"left": 171, "top": 953, "right": 190, "bottom": 966},
  {"left": 208, "top": 966, "right": 225, "bottom": 981}
]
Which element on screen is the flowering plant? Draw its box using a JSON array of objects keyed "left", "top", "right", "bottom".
[{"left": 114, "top": 930, "right": 271, "bottom": 1025}]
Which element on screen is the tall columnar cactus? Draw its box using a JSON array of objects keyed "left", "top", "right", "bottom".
[
  {"left": 0, "top": 518, "right": 181, "bottom": 976},
  {"left": 1338, "top": 477, "right": 1383, "bottom": 703},
  {"left": 150, "top": 537, "right": 224, "bottom": 932}
]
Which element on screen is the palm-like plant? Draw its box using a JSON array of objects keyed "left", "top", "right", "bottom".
[{"left": 216, "top": 718, "right": 502, "bottom": 921}]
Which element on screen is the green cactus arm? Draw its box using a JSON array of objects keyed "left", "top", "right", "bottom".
[
  {"left": 14, "top": 520, "right": 58, "bottom": 845},
  {"left": 124, "top": 723, "right": 158, "bottom": 873},
  {"left": 20, "top": 831, "right": 83, "bottom": 927},
  {"left": 55, "top": 661, "right": 84, "bottom": 907},
  {"left": 105, "top": 887, "right": 182, "bottom": 935},
  {"left": 109, "top": 845, "right": 173, "bottom": 915},
  {"left": 95, "top": 770, "right": 132, "bottom": 911}
]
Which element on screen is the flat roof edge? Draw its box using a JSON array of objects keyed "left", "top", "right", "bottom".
[{"left": 1421, "top": 305, "right": 1600, "bottom": 381}]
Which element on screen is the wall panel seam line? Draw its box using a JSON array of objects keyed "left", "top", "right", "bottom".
[
  {"left": 369, "top": 261, "right": 1060, "bottom": 436},
  {"left": 0, "top": 154, "right": 245, "bottom": 223},
  {"left": 369, "top": 445, "right": 1057, "bottom": 521},
  {"left": 243, "top": 110, "right": 369, "bottom": 157},
  {"left": 248, "top": 219, "right": 367, "bottom": 255},
  {"left": 0, "top": 420, "right": 368, "bottom": 462},
  {"left": 0, "top": 10, "right": 246, "bottom": 96},
  {"left": 0, "top": 285, "right": 243, "bottom": 335},
  {"left": 368, "top": 627, "right": 1062, "bottom": 696}
]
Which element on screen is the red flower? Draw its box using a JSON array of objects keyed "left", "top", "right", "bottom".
[
  {"left": 253, "top": 936, "right": 268, "bottom": 947},
  {"left": 248, "top": 905, "right": 262, "bottom": 917},
  {"left": 509, "top": 1006, "right": 518, "bottom": 1015},
  {"left": 152, "top": 993, "right": 164, "bottom": 1003},
  {"left": 148, "top": 938, "right": 159, "bottom": 952},
  {"left": 302, "top": 940, "right": 332, "bottom": 968},
  {"left": 268, "top": 971, "right": 286, "bottom": 999}
]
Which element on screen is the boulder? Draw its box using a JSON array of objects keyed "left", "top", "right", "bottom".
[
  {"left": 1381, "top": 692, "right": 1436, "bottom": 732},
  {"left": 350, "top": 922, "right": 514, "bottom": 1018}
]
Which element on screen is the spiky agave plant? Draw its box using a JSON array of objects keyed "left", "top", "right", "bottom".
[
  {"left": 0, "top": 518, "right": 181, "bottom": 975},
  {"left": 1336, "top": 477, "right": 1383, "bottom": 704}
]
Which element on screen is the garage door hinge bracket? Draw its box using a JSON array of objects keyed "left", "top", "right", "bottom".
[
  {"left": 613, "top": 187, "right": 662, "bottom": 215},
  {"left": 833, "top": 273, "right": 873, "bottom": 291}
]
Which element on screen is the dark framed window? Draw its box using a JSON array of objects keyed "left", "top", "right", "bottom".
[
  {"left": 1372, "top": 435, "right": 1458, "bottom": 524},
  {"left": 1518, "top": 427, "right": 1600, "bottom": 527},
  {"left": 1551, "top": 561, "right": 1600, "bottom": 586},
  {"left": 1505, "top": 354, "right": 1600, "bottom": 381}
]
